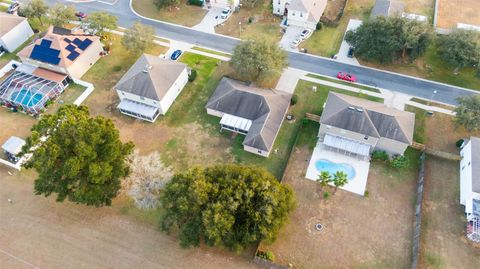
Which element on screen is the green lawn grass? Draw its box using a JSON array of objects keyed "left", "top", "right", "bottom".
[
  {"left": 47, "top": 84, "right": 87, "bottom": 114},
  {"left": 0, "top": 36, "right": 34, "bottom": 68},
  {"left": 191, "top": 46, "right": 231, "bottom": 58},
  {"left": 405, "top": 105, "right": 427, "bottom": 144}
]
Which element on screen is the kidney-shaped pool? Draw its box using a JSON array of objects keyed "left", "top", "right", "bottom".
[{"left": 315, "top": 159, "right": 356, "bottom": 180}]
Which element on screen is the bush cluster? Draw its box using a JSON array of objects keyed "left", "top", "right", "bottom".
[{"left": 370, "top": 151, "right": 409, "bottom": 169}]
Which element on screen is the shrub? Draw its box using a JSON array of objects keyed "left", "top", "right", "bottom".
[
  {"left": 257, "top": 250, "right": 275, "bottom": 261},
  {"left": 364, "top": 190, "right": 369, "bottom": 197},
  {"left": 456, "top": 139, "right": 465, "bottom": 148},
  {"left": 113, "top": 65, "right": 122, "bottom": 72},
  {"left": 371, "top": 150, "right": 389, "bottom": 162},
  {"left": 188, "top": 69, "right": 197, "bottom": 82},
  {"left": 248, "top": 17, "right": 254, "bottom": 24},
  {"left": 316, "top": 22, "right": 322, "bottom": 30},
  {"left": 290, "top": 94, "right": 298, "bottom": 106},
  {"left": 44, "top": 100, "right": 53, "bottom": 108},
  {"left": 323, "top": 191, "right": 330, "bottom": 199},
  {"left": 390, "top": 155, "right": 410, "bottom": 169}
]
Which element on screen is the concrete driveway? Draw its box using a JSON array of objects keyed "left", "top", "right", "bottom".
[
  {"left": 279, "top": 26, "right": 304, "bottom": 52},
  {"left": 192, "top": 6, "right": 230, "bottom": 33},
  {"left": 336, "top": 19, "right": 362, "bottom": 65}
]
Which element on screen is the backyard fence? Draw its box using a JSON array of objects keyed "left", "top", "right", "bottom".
[
  {"left": 411, "top": 151, "right": 426, "bottom": 269},
  {"left": 305, "top": 113, "right": 321, "bottom": 122},
  {"left": 71, "top": 78, "right": 94, "bottom": 106}
]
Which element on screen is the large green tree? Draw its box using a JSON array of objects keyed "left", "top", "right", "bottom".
[
  {"left": 454, "top": 95, "right": 480, "bottom": 131},
  {"left": 48, "top": 4, "right": 76, "bottom": 27},
  {"left": 85, "top": 11, "right": 118, "bottom": 35},
  {"left": 22, "top": 105, "right": 134, "bottom": 207},
  {"left": 160, "top": 165, "right": 295, "bottom": 251},
  {"left": 122, "top": 22, "right": 155, "bottom": 55},
  {"left": 230, "top": 40, "right": 288, "bottom": 82},
  {"left": 20, "top": 0, "right": 48, "bottom": 25},
  {"left": 153, "top": 0, "right": 179, "bottom": 10},
  {"left": 345, "top": 17, "right": 432, "bottom": 63},
  {"left": 439, "top": 29, "right": 480, "bottom": 70}
]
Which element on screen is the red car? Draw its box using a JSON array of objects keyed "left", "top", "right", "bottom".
[
  {"left": 337, "top": 72, "right": 357, "bottom": 82},
  {"left": 75, "top": 12, "right": 87, "bottom": 19}
]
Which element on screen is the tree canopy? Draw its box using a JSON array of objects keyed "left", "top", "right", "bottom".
[
  {"left": 85, "top": 11, "right": 118, "bottom": 35},
  {"left": 439, "top": 29, "right": 480, "bottom": 70},
  {"left": 345, "top": 17, "right": 432, "bottom": 63},
  {"left": 230, "top": 40, "right": 288, "bottom": 82},
  {"left": 160, "top": 164, "right": 295, "bottom": 251},
  {"left": 153, "top": 0, "right": 179, "bottom": 10},
  {"left": 22, "top": 105, "right": 134, "bottom": 207},
  {"left": 121, "top": 22, "right": 155, "bottom": 55},
  {"left": 20, "top": 0, "right": 48, "bottom": 25},
  {"left": 48, "top": 4, "right": 76, "bottom": 27},
  {"left": 454, "top": 94, "right": 480, "bottom": 131}
]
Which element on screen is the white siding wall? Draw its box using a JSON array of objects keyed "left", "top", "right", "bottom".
[
  {"left": 19, "top": 56, "right": 68, "bottom": 74},
  {"left": 206, "top": 108, "right": 223, "bottom": 117},
  {"left": 460, "top": 141, "right": 473, "bottom": 208},
  {"left": 375, "top": 137, "right": 409, "bottom": 155},
  {"left": 318, "top": 124, "right": 379, "bottom": 149},
  {"left": 67, "top": 40, "right": 103, "bottom": 79},
  {"left": 117, "top": 90, "right": 161, "bottom": 109},
  {"left": 0, "top": 19, "right": 33, "bottom": 52},
  {"left": 273, "top": 0, "right": 289, "bottom": 15},
  {"left": 244, "top": 145, "right": 270, "bottom": 157},
  {"left": 158, "top": 68, "right": 188, "bottom": 114}
]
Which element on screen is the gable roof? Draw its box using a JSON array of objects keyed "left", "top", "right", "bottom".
[
  {"left": 320, "top": 92, "right": 414, "bottom": 144},
  {"left": 288, "top": 0, "right": 327, "bottom": 23},
  {"left": 206, "top": 78, "right": 292, "bottom": 152},
  {"left": 115, "top": 54, "right": 187, "bottom": 101},
  {"left": 17, "top": 26, "right": 100, "bottom": 68},
  {"left": 470, "top": 137, "right": 480, "bottom": 193},
  {"left": 0, "top": 13, "right": 27, "bottom": 37},
  {"left": 371, "top": 0, "right": 405, "bottom": 18}
]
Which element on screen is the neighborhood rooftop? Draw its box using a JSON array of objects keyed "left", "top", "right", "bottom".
[
  {"left": 320, "top": 92, "right": 414, "bottom": 144},
  {"left": 0, "top": 13, "right": 27, "bottom": 36},
  {"left": 290, "top": 0, "right": 327, "bottom": 24},
  {"left": 206, "top": 78, "right": 292, "bottom": 153},
  {"left": 471, "top": 137, "right": 480, "bottom": 193},
  {"left": 115, "top": 54, "right": 188, "bottom": 101}
]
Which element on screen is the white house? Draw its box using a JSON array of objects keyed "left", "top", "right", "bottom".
[
  {"left": 460, "top": 137, "right": 480, "bottom": 242},
  {"left": 273, "top": 0, "right": 327, "bottom": 30},
  {"left": 115, "top": 54, "right": 189, "bottom": 122},
  {"left": 0, "top": 13, "right": 34, "bottom": 52}
]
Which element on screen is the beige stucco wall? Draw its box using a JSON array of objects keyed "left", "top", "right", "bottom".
[
  {"left": 244, "top": 145, "right": 270, "bottom": 157},
  {"left": 318, "top": 124, "right": 379, "bottom": 148},
  {"left": 68, "top": 40, "right": 103, "bottom": 79},
  {"left": 375, "top": 137, "right": 409, "bottom": 156}
]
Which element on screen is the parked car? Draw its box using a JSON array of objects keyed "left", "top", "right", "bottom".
[
  {"left": 220, "top": 7, "right": 232, "bottom": 19},
  {"left": 300, "top": 29, "right": 312, "bottom": 39},
  {"left": 7, "top": 1, "right": 20, "bottom": 14},
  {"left": 290, "top": 38, "right": 301, "bottom": 49},
  {"left": 337, "top": 72, "right": 357, "bottom": 82},
  {"left": 170, "top": 50, "right": 183, "bottom": 60},
  {"left": 347, "top": 47, "right": 354, "bottom": 58},
  {"left": 75, "top": 12, "right": 87, "bottom": 19}
]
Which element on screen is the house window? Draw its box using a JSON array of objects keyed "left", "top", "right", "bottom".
[
  {"left": 140, "top": 96, "right": 145, "bottom": 100},
  {"left": 462, "top": 165, "right": 465, "bottom": 170},
  {"left": 121, "top": 92, "right": 125, "bottom": 96},
  {"left": 277, "top": 8, "right": 280, "bottom": 13},
  {"left": 300, "top": 13, "right": 303, "bottom": 17},
  {"left": 468, "top": 161, "right": 471, "bottom": 166},
  {"left": 292, "top": 12, "right": 295, "bottom": 16},
  {"left": 364, "top": 136, "right": 369, "bottom": 140},
  {"left": 278, "top": 0, "right": 280, "bottom": 4},
  {"left": 258, "top": 150, "right": 262, "bottom": 154}
]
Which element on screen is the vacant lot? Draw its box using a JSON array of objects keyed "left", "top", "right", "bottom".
[
  {"left": 403, "top": 0, "right": 434, "bottom": 17},
  {"left": 419, "top": 157, "right": 480, "bottom": 269},
  {"left": 215, "top": 0, "right": 282, "bottom": 43},
  {"left": 259, "top": 134, "right": 420, "bottom": 268},
  {"left": 0, "top": 167, "right": 259, "bottom": 269},
  {"left": 132, "top": 0, "right": 207, "bottom": 27},
  {"left": 436, "top": 0, "right": 480, "bottom": 29}
]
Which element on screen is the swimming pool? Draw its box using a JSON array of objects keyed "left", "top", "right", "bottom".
[
  {"left": 10, "top": 89, "right": 44, "bottom": 107},
  {"left": 315, "top": 159, "right": 356, "bottom": 180}
]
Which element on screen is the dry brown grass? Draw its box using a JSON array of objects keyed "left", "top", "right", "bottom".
[
  {"left": 436, "top": 0, "right": 480, "bottom": 29},
  {"left": 403, "top": 0, "right": 434, "bottom": 17},
  {"left": 131, "top": 0, "right": 207, "bottom": 27}
]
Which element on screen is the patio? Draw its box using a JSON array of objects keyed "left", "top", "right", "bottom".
[{"left": 305, "top": 139, "right": 370, "bottom": 196}]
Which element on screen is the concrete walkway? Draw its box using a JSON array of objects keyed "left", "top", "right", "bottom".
[
  {"left": 279, "top": 26, "right": 304, "bottom": 52},
  {"left": 275, "top": 68, "right": 306, "bottom": 93},
  {"left": 192, "top": 6, "right": 229, "bottom": 33}
]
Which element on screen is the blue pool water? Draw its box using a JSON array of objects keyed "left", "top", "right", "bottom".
[
  {"left": 10, "top": 89, "right": 43, "bottom": 107},
  {"left": 315, "top": 159, "right": 356, "bottom": 180}
]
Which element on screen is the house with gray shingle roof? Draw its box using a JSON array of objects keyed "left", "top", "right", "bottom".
[
  {"left": 318, "top": 92, "right": 414, "bottom": 157},
  {"left": 460, "top": 137, "right": 480, "bottom": 242},
  {"left": 114, "top": 54, "right": 189, "bottom": 122},
  {"left": 206, "top": 77, "right": 292, "bottom": 157}
]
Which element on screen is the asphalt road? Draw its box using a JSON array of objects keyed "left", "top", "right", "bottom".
[{"left": 36, "top": 0, "right": 479, "bottom": 105}]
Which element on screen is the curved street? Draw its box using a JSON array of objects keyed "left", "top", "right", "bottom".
[{"left": 37, "top": 0, "right": 479, "bottom": 105}]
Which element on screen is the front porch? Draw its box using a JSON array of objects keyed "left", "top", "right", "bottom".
[{"left": 117, "top": 98, "right": 160, "bottom": 122}]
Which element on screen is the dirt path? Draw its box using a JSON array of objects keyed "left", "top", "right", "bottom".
[{"left": 0, "top": 168, "right": 259, "bottom": 269}]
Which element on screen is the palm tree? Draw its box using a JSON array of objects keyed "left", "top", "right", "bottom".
[
  {"left": 332, "top": 171, "right": 348, "bottom": 194},
  {"left": 316, "top": 171, "right": 332, "bottom": 195}
]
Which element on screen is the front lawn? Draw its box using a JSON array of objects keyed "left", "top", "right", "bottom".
[{"left": 131, "top": 0, "right": 207, "bottom": 27}]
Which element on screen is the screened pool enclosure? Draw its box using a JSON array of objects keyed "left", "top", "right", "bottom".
[{"left": 0, "top": 71, "right": 67, "bottom": 114}]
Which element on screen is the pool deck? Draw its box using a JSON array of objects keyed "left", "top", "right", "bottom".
[{"left": 306, "top": 140, "right": 370, "bottom": 196}]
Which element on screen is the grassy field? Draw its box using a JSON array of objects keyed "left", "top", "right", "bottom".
[
  {"left": 46, "top": 84, "right": 87, "bottom": 114},
  {"left": 216, "top": 0, "right": 282, "bottom": 43},
  {"left": 191, "top": 46, "right": 231, "bottom": 57},
  {"left": 406, "top": 105, "right": 427, "bottom": 144},
  {"left": 300, "top": 0, "right": 374, "bottom": 56},
  {"left": 131, "top": 0, "right": 207, "bottom": 27},
  {"left": 0, "top": 36, "right": 35, "bottom": 67}
]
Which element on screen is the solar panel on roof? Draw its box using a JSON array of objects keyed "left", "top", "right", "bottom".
[
  {"left": 73, "top": 38, "right": 82, "bottom": 46},
  {"left": 30, "top": 44, "right": 61, "bottom": 65},
  {"left": 77, "top": 39, "right": 93, "bottom": 50},
  {"left": 65, "top": 44, "right": 76, "bottom": 52},
  {"left": 64, "top": 38, "right": 72, "bottom": 43},
  {"left": 67, "top": 51, "right": 80, "bottom": 61},
  {"left": 40, "top": 40, "right": 52, "bottom": 47}
]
